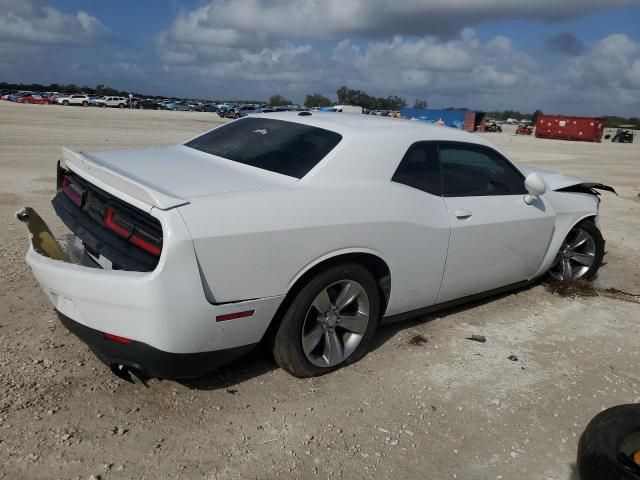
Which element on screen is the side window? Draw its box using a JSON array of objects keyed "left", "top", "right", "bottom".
[
  {"left": 439, "top": 144, "right": 526, "bottom": 197},
  {"left": 392, "top": 143, "right": 442, "bottom": 195}
]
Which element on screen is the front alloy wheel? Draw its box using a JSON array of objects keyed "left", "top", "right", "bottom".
[{"left": 549, "top": 221, "right": 604, "bottom": 282}]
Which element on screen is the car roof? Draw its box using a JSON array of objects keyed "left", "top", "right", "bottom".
[
  {"left": 256, "top": 111, "right": 492, "bottom": 146},
  {"left": 236, "top": 112, "right": 504, "bottom": 183}
]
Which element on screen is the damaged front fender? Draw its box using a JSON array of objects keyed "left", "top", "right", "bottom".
[{"left": 519, "top": 165, "right": 617, "bottom": 196}]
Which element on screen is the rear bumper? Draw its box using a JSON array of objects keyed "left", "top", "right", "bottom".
[
  {"left": 57, "top": 311, "right": 257, "bottom": 378},
  {"left": 18, "top": 207, "right": 285, "bottom": 363}
]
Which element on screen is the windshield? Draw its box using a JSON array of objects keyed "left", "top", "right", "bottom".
[{"left": 185, "top": 118, "right": 342, "bottom": 179}]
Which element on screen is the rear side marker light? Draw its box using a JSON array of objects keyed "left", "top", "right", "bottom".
[
  {"left": 216, "top": 310, "right": 255, "bottom": 322},
  {"left": 62, "top": 175, "right": 84, "bottom": 207},
  {"left": 103, "top": 332, "right": 133, "bottom": 344}
]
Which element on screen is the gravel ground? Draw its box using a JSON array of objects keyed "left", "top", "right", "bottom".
[{"left": 0, "top": 102, "right": 639, "bottom": 480}]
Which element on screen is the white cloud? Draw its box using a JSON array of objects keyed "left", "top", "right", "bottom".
[
  {"left": 567, "top": 34, "right": 640, "bottom": 90},
  {"left": 161, "top": 0, "right": 639, "bottom": 47},
  {"left": 0, "top": 0, "right": 109, "bottom": 45}
]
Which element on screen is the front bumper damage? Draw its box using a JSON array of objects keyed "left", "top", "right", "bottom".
[{"left": 16, "top": 207, "right": 284, "bottom": 379}]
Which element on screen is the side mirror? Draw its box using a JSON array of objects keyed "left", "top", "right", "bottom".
[{"left": 524, "top": 172, "right": 546, "bottom": 205}]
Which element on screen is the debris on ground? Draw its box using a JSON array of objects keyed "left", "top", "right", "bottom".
[
  {"left": 507, "top": 355, "right": 519, "bottom": 362},
  {"left": 545, "top": 279, "right": 598, "bottom": 298},
  {"left": 466, "top": 335, "right": 487, "bottom": 343},
  {"left": 408, "top": 334, "right": 428, "bottom": 346},
  {"left": 545, "top": 280, "right": 640, "bottom": 303}
]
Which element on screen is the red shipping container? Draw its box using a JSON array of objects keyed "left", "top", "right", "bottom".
[
  {"left": 535, "top": 114, "right": 605, "bottom": 142},
  {"left": 463, "top": 111, "right": 476, "bottom": 132}
]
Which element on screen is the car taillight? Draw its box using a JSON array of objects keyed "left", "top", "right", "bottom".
[
  {"left": 62, "top": 175, "right": 84, "bottom": 207},
  {"left": 105, "top": 207, "right": 134, "bottom": 239},
  {"left": 130, "top": 225, "right": 162, "bottom": 256},
  {"left": 104, "top": 206, "right": 162, "bottom": 256}
]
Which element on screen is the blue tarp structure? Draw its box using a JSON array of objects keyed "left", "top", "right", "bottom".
[{"left": 400, "top": 108, "right": 468, "bottom": 129}]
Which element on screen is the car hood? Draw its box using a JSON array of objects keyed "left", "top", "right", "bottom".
[
  {"left": 519, "top": 164, "right": 616, "bottom": 196},
  {"left": 64, "top": 145, "right": 296, "bottom": 209},
  {"left": 518, "top": 165, "right": 586, "bottom": 190}
]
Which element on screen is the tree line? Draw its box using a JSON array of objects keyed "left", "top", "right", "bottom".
[{"left": 300, "top": 86, "right": 408, "bottom": 110}]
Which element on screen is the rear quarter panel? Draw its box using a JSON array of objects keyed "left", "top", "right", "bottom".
[{"left": 178, "top": 182, "right": 451, "bottom": 316}]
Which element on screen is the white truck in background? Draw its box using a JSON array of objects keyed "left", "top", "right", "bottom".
[{"left": 331, "top": 105, "right": 363, "bottom": 114}]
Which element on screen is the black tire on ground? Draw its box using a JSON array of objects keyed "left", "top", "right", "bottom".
[
  {"left": 578, "top": 404, "right": 640, "bottom": 480},
  {"left": 82, "top": 101, "right": 88, "bottom": 106},
  {"left": 119, "top": 103, "right": 125, "bottom": 108},
  {"left": 272, "top": 263, "right": 381, "bottom": 378},
  {"left": 63, "top": 100, "right": 69, "bottom": 106}
]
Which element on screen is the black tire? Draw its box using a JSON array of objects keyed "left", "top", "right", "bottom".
[
  {"left": 63, "top": 100, "right": 69, "bottom": 106},
  {"left": 118, "top": 103, "right": 125, "bottom": 108},
  {"left": 578, "top": 404, "right": 640, "bottom": 480},
  {"left": 549, "top": 219, "right": 604, "bottom": 282},
  {"left": 272, "top": 263, "right": 380, "bottom": 377},
  {"left": 82, "top": 101, "right": 88, "bottom": 106}
]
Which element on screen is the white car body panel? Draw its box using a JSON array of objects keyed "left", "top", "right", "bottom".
[
  {"left": 22, "top": 112, "right": 606, "bottom": 368},
  {"left": 437, "top": 195, "right": 555, "bottom": 303},
  {"left": 180, "top": 182, "right": 451, "bottom": 313},
  {"left": 24, "top": 206, "right": 284, "bottom": 354}
]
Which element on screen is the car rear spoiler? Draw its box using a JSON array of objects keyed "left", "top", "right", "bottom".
[{"left": 61, "top": 147, "right": 189, "bottom": 210}]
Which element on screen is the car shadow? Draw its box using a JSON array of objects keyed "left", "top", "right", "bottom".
[
  {"left": 368, "top": 281, "right": 536, "bottom": 353},
  {"left": 180, "top": 281, "right": 539, "bottom": 391},
  {"left": 178, "top": 345, "right": 278, "bottom": 391}
]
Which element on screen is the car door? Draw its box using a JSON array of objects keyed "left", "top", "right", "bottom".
[
  {"left": 389, "top": 142, "right": 451, "bottom": 312},
  {"left": 436, "top": 142, "right": 555, "bottom": 304}
]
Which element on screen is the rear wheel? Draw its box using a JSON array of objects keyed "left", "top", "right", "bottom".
[
  {"left": 548, "top": 220, "right": 604, "bottom": 282},
  {"left": 272, "top": 263, "right": 380, "bottom": 377},
  {"left": 63, "top": 100, "right": 69, "bottom": 106},
  {"left": 119, "top": 103, "right": 125, "bottom": 108},
  {"left": 82, "top": 101, "right": 88, "bottom": 106}
]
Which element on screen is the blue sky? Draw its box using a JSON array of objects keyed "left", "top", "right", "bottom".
[{"left": 2, "top": 1, "right": 640, "bottom": 116}]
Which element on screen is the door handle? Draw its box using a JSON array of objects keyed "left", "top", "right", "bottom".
[{"left": 454, "top": 209, "right": 473, "bottom": 219}]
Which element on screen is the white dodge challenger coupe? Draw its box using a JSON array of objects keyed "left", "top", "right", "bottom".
[{"left": 18, "top": 113, "right": 614, "bottom": 379}]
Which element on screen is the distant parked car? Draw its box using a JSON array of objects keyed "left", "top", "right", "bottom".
[
  {"left": 225, "top": 105, "right": 256, "bottom": 118},
  {"left": 95, "top": 96, "right": 128, "bottom": 108},
  {"left": 171, "top": 102, "right": 191, "bottom": 111},
  {"left": 237, "top": 105, "right": 257, "bottom": 118},
  {"left": 16, "top": 94, "right": 54, "bottom": 105},
  {"left": 134, "top": 98, "right": 163, "bottom": 110},
  {"left": 516, "top": 124, "right": 533, "bottom": 135},
  {"left": 189, "top": 102, "right": 204, "bottom": 112},
  {"left": 8, "top": 91, "right": 32, "bottom": 102},
  {"left": 57, "top": 94, "right": 90, "bottom": 106},
  {"left": 0, "top": 89, "right": 18, "bottom": 100}
]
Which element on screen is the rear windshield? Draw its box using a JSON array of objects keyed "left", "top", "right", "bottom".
[{"left": 184, "top": 117, "right": 342, "bottom": 178}]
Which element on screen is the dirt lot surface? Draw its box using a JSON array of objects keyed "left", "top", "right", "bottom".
[{"left": 1, "top": 102, "right": 639, "bottom": 480}]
